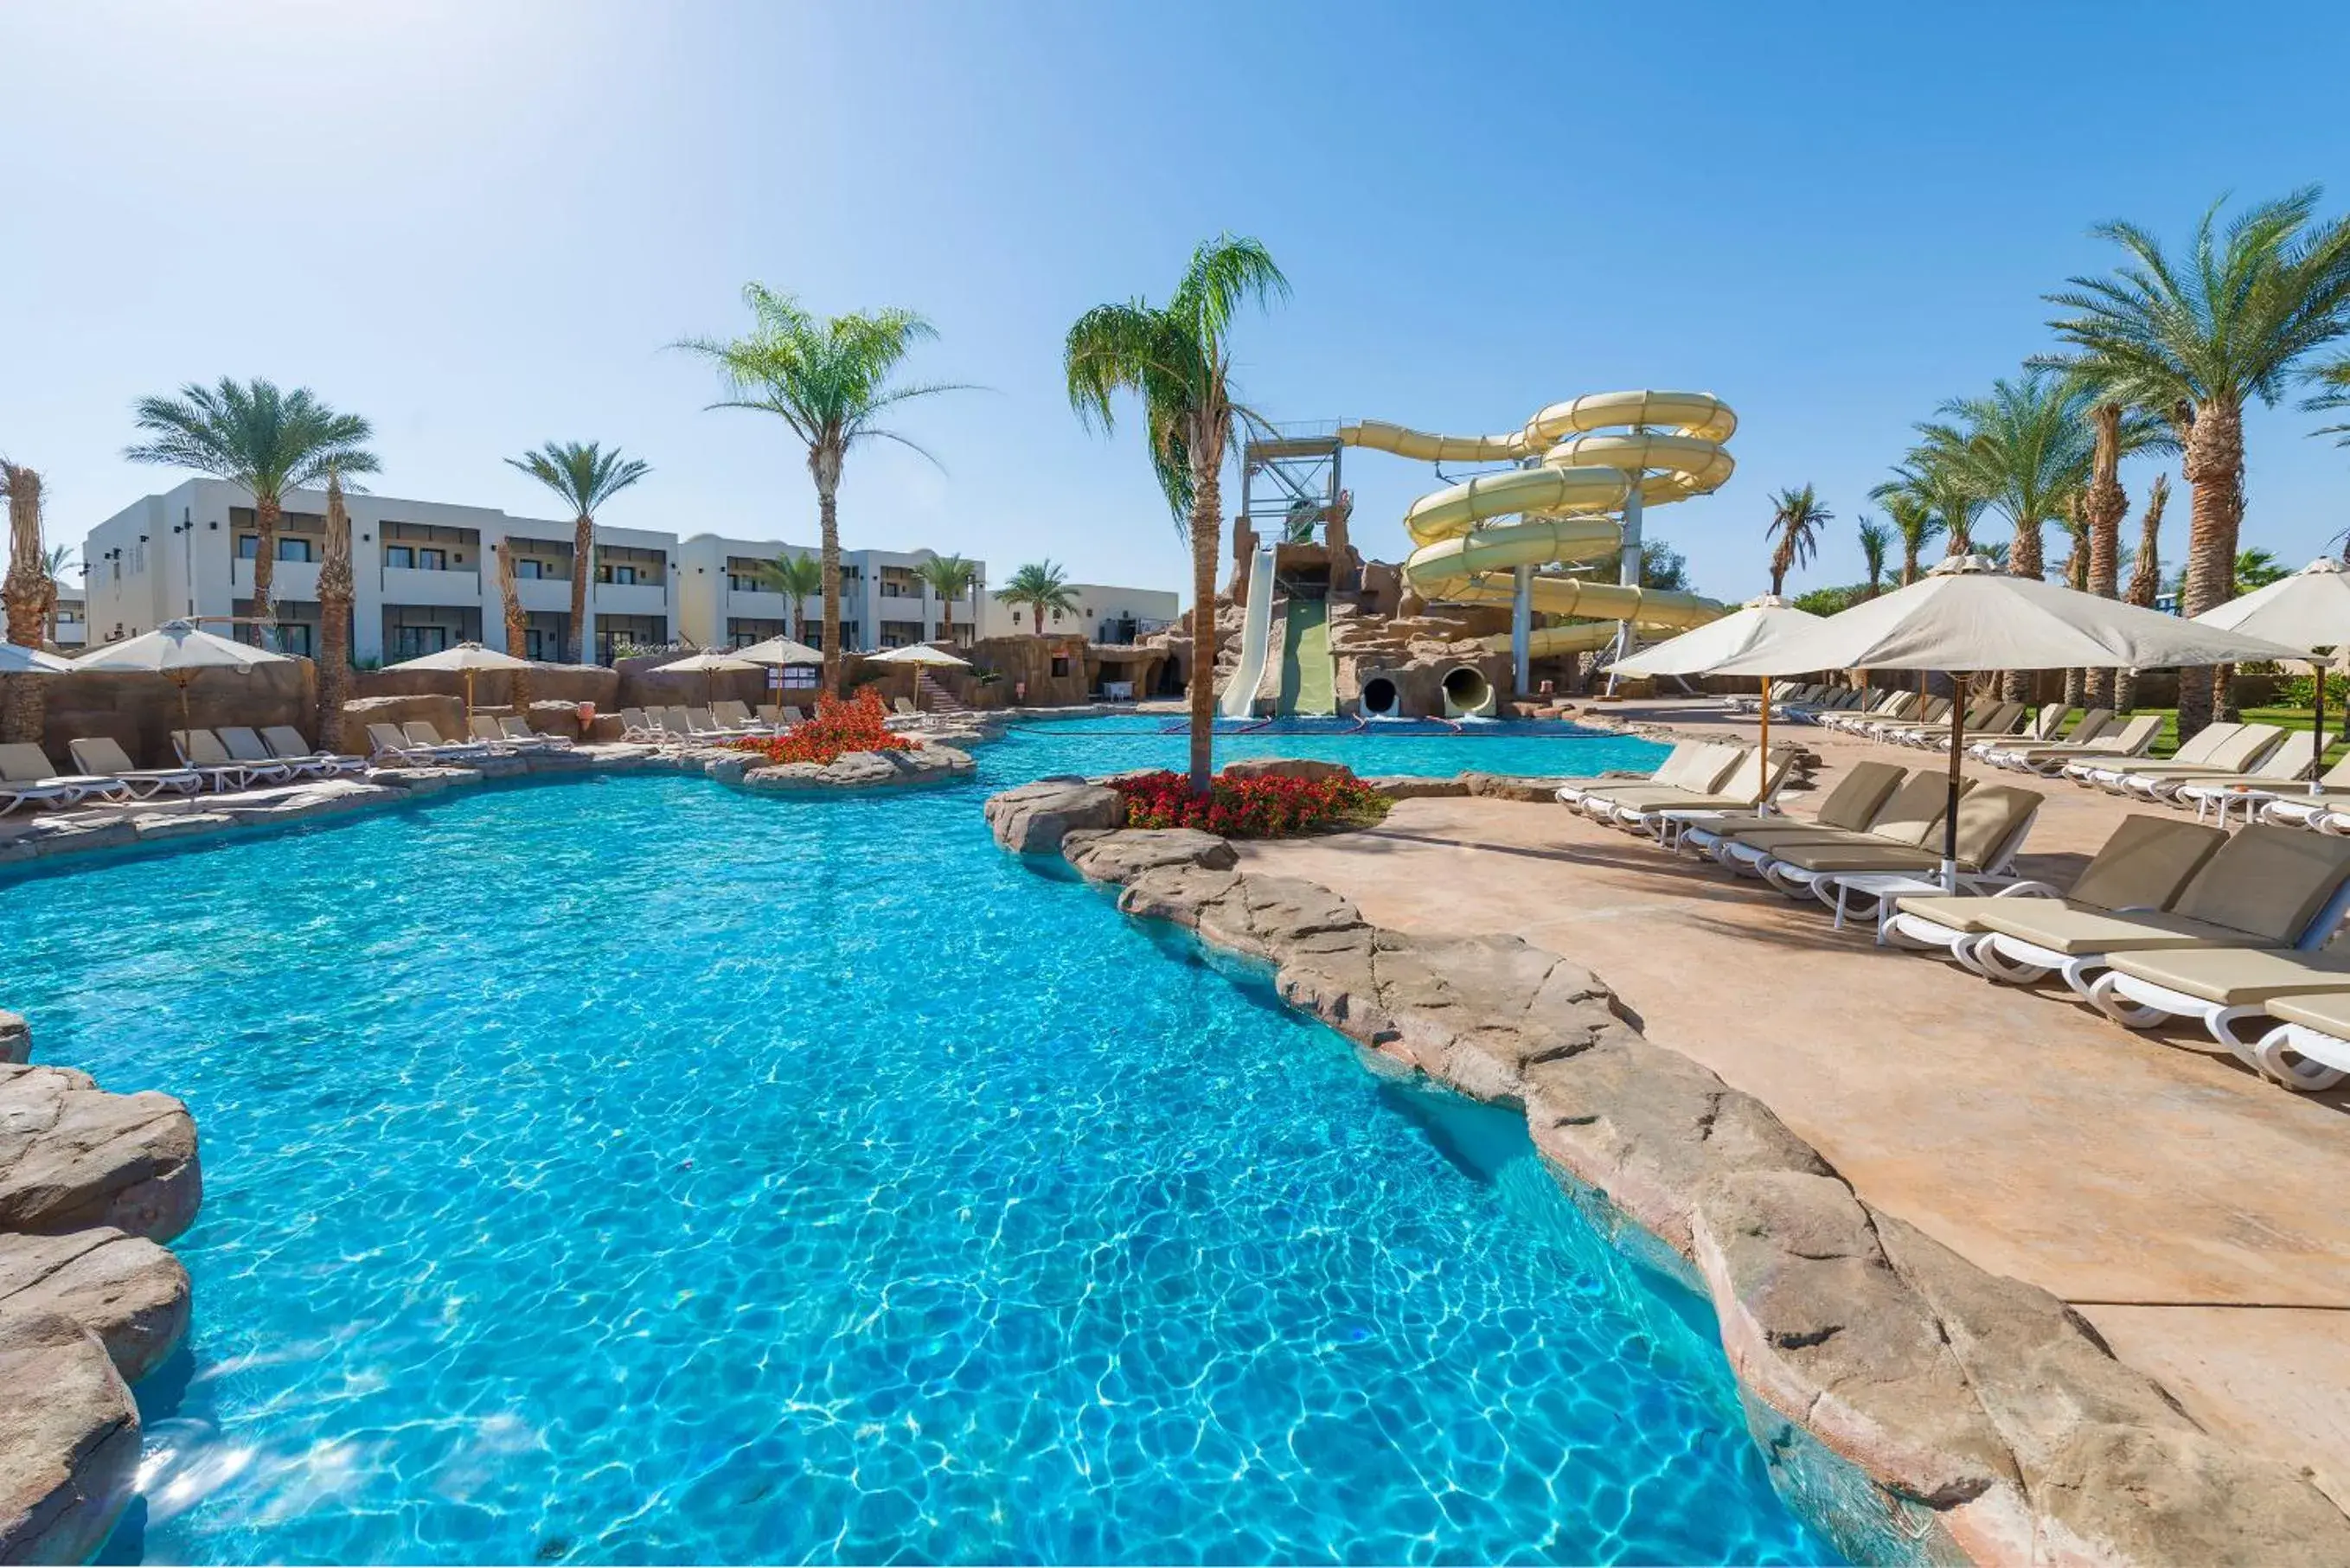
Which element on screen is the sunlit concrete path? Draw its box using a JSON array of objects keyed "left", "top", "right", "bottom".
[{"left": 1240, "top": 701, "right": 2350, "bottom": 1510}]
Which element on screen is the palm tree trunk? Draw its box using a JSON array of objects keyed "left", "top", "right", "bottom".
[
  {"left": 496, "top": 541, "right": 532, "bottom": 714},
  {"left": 1032, "top": 604, "right": 1042, "bottom": 636},
  {"left": 251, "top": 492, "right": 282, "bottom": 648},
  {"left": 2177, "top": 400, "right": 2245, "bottom": 739},
  {"left": 1899, "top": 544, "right": 1919, "bottom": 587},
  {"left": 818, "top": 484, "right": 842, "bottom": 696},
  {"left": 938, "top": 595, "right": 953, "bottom": 647},
  {"left": 569, "top": 512, "right": 592, "bottom": 663},
  {"left": 1998, "top": 519, "right": 2048, "bottom": 703},
  {"left": 1185, "top": 461, "right": 1223, "bottom": 791},
  {"left": 2116, "top": 475, "right": 2168, "bottom": 713},
  {"left": 2083, "top": 404, "right": 2127, "bottom": 709},
  {"left": 316, "top": 472, "right": 355, "bottom": 751},
  {"left": 2, "top": 464, "right": 46, "bottom": 744}
]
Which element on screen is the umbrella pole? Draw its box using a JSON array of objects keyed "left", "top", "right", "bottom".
[
  {"left": 176, "top": 672, "right": 193, "bottom": 747},
  {"left": 1757, "top": 682, "right": 1772, "bottom": 814},
  {"left": 1943, "top": 674, "right": 1964, "bottom": 891},
  {"left": 2314, "top": 662, "right": 2329, "bottom": 797}
]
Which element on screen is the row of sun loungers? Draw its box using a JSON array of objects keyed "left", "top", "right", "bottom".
[
  {"left": 1567, "top": 735, "right": 2350, "bottom": 1092},
  {"left": 618, "top": 702, "right": 803, "bottom": 744},
  {"left": 0, "top": 726, "right": 381, "bottom": 813}
]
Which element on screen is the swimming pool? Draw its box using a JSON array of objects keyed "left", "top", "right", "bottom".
[
  {"left": 8, "top": 727, "right": 1839, "bottom": 1564},
  {"left": 994, "top": 714, "right": 1671, "bottom": 782}
]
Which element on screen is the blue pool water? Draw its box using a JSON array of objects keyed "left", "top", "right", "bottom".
[
  {"left": 995, "top": 715, "right": 1672, "bottom": 782},
  {"left": 6, "top": 723, "right": 1841, "bottom": 1564}
]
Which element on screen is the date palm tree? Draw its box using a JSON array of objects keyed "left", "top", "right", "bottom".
[
  {"left": 1065, "top": 234, "right": 1290, "bottom": 790},
  {"left": 678, "top": 285, "right": 969, "bottom": 694},
  {"left": 2043, "top": 189, "right": 2350, "bottom": 736},
  {"left": 316, "top": 466, "right": 358, "bottom": 748},
  {"left": 38, "top": 545, "right": 74, "bottom": 644},
  {"left": 2303, "top": 355, "right": 2350, "bottom": 445},
  {"left": 504, "top": 441, "right": 650, "bottom": 666},
  {"left": 1764, "top": 483, "right": 1830, "bottom": 595},
  {"left": 757, "top": 551, "right": 824, "bottom": 645},
  {"left": 1856, "top": 517, "right": 1892, "bottom": 598},
  {"left": 1915, "top": 369, "right": 2100, "bottom": 587},
  {"left": 2116, "top": 474, "right": 2171, "bottom": 713},
  {"left": 493, "top": 538, "right": 532, "bottom": 715},
  {"left": 752, "top": 550, "right": 825, "bottom": 644},
  {"left": 1870, "top": 479, "right": 1945, "bottom": 587},
  {"left": 125, "top": 378, "right": 379, "bottom": 648},
  {"left": 1, "top": 462, "right": 45, "bottom": 743},
  {"left": 996, "top": 560, "right": 1080, "bottom": 635},
  {"left": 914, "top": 554, "right": 979, "bottom": 645}
]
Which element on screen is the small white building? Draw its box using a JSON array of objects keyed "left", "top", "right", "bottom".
[
  {"left": 81, "top": 478, "right": 676, "bottom": 664},
  {"left": 976, "top": 580, "right": 1181, "bottom": 644},
  {"left": 48, "top": 590, "right": 86, "bottom": 649},
  {"left": 672, "top": 535, "right": 989, "bottom": 652}
]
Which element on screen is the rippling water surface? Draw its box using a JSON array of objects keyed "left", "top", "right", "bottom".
[{"left": 8, "top": 721, "right": 1837, "bottom": 1564}]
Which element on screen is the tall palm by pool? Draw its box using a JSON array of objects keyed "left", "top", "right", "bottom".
[
  {"left": 1764, "top": 483, "right": 1829, "bottom": 595},
  {"left": 996, "top": 560, "right": 1078, "bottom": 636},
  {"left": 679, "top": 285, "right": 970, "bottom": 693},
  {"left": 2044, "top": 189, "right": 2350, "bottom": 737},
  {"left": 125, "top": 377, "right": 379, "bottom": 649},
  {"left": 915, "top": 554, "right": 978, "bottom": 645},
  {"left": 1065, "top": 234, "right": 1290, "bottom": 790},
  {"left": 503, "top": 441, "right": 650, "bottom": 665},
  {"left": 752, "top": 550, "right": 824, "bottom": 645}
]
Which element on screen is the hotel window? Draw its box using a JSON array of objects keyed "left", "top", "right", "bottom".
[
  {"left": 418, "top": 547, "right": 447, "bottom": 571},
  {"left": 236, "top": 535, "right": 258, "bottom": 560},
  {"left": 279, "top": 537, "right": 315, "bottom": 563},
  {"left": 516, "top": 559, "right": 543, "bottom": 579},
  {"left": 383, "top": 545, "right": 415, "bottom": 568}
]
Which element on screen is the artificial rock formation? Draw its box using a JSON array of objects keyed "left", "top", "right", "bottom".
[
  {"left": 998, "top": 803, "right": 2350, "bottom": 1566},
  {"left": 740, "top": 745, "right": 975, "bottom": 793}
]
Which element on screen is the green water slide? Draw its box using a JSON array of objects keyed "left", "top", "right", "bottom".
[{"left": 1277, "top": 598, "right": 1335, "bottom": 715}]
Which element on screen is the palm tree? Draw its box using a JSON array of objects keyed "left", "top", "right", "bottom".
[
  {"left": 1065, "top": 234, "right": 1290, "bottom": 790},
  {"left": 2305, "top": 355, "right": 2350, "bottom": 445},
  {"left": 678, "top": 285, "right": 969, "bottom": 694},
  {"left": 1764, "top": 484, "right": 1831, "bottom": 595},
  {"left": 493, "top": 539, "right": 532, "bottom": 717},
  {"left": 1868, "top": 469, "right": 1948, "bottom": 584},
  {"left": 2234, "top": 546, "right": 2289, "bottom": 590},
  {"left": 914, "top": 554, "right": 979, "bottom": 646},
  {"left": 1856, "top": 517, "right": 1892, "bottom": 598},
  {"left": 125, "top": 378, "right": 379, "bottom": 647},
  {"left": 1915, "top": 369, "right": 2099, "bottom": 586},
  {"left": 315, "top": 467, "right": 357, "bottom": 749},
  {"left": 38, "top": 545, "right": 74, "bottom": 643},
  {"left": 2043, "top": 189, "right": 2350, "bottom": 737},
  {"left": 2116, "top": 474, "right": 2171, "bottom": 713},
  {"left": 1, "top": 462, "right": 44, "bottom": 744},
  {"left": 504, "top": 441, "right": 650, "bottom": 666},
  {"left": 752, "top": 550, "right": 825, "bottom": 644},
  {"left": 996, "top": 560, "right": 1080, "bottom": 635}
]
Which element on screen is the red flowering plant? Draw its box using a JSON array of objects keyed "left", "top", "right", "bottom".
[
  {"left": 1111, "top": 769, "right": 1387, "bottom": 839},
  {"left": 732, "top": 689, "right": 920, "bottom": 766}
]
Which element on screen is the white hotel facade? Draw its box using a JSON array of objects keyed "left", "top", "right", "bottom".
[{"left": 80, "top": 479, "right": 1060, "bottom": 664}]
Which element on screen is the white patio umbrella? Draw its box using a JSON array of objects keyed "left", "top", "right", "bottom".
[
  {"left": 2193, "top": 557, "right": 2350, "bottom": 795},
  {"left": 656, "top": 648, "right": 760, "bottom": 707},
  {"left": 1607, "top": 596, "right": 1825, "bottom": 814},
  {"left": 73, "top": 618, "right": 295, "bottom": 738},
  {"left": 1709, "top": 556, "right": 2304, "bottom": 886},
  {"left": 731, "top": 635, "right": 823, "bottom": 666},
  {"left": 866, "top": 643, "right": 972, "bottom": 712},
  {"left": 0, "top": 642, "right": 75, "bottom": 675},
  {"left": 382, "top": 641, "right": 536, "bottom": 725}
]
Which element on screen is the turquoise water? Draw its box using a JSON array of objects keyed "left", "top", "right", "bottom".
[
  {"left": 996, "top": 715, "right": 1669, "bottom": 781},
  {"left": 6, "top": 723, "right": 1839, "bottom": 1564}
]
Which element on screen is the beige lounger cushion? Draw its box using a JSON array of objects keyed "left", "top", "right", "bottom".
[
  {"left": 1892, "top": 893, "right": 2033, "bottom": 934},
  {"left": 2264, "top": 990, "right": 2350, "bottom": 1034},
  {"left": 1771, "top": 784, "right": 2040, "bottom": 874},
  {"left": 1641, "top": 743, "right": 1715, "bottom": 790},
  {"left": 1972, "top": 903, "right": 2253, "bottom": 956},
  {"left": 2061, "top": 816, "right": 2229, "bottom": 911},
  {"left": 2167, "top": 826, "right": 2350, "bottom": 946},
  {"left": 1854, "top": 771, "right": 1970, "bottom": 848},
  {"left": 2103, "top": 947, "right": 2350, "bottom": 1007}
]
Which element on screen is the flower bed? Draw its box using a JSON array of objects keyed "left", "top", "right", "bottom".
[
  {"left": 1111, "top": 769, "right": 1388, "bottom": 838},
  {"left": 732, "top": 690, "right": 921, "bottom": 767}
]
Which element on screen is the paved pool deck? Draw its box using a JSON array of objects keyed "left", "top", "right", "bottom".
[{"left": 1238, "top": 697, "right": 2350, "bottom": 1514}]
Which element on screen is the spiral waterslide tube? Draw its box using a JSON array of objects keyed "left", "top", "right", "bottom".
[{"left": 1337, "top": 390, "right": 1736, "bottom": 662}]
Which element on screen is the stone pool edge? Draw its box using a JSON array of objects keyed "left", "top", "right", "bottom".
[{"left": 983, "top": 781, "right": 2350, "bottom": 1568}]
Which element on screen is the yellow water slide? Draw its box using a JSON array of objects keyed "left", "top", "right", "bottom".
[{"left": 1337, "top": 390, "right": 1736, "bottom": 658}]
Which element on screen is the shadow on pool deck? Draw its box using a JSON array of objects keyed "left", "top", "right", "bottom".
[{"left": 1238, "top": 700, "right": 2350, "bottom": 1514}]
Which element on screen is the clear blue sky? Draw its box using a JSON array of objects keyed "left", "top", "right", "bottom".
[{"left": 7, "top": 1, "right": 2350, "bottom": 603}]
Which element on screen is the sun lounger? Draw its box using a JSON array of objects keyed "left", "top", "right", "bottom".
[
  {"left": 2062, "top": 720, "right": 2243, "bottom": 787},
  {"left": 0, "top": 742, "right": 131, "bottom": 812},
  {"left": 175, "top": 728, "right": 285, "bottom": 790},
  {"left": 405, "top": 721, "right": 491, "bottom": 760},
  {"left": 1577, "top": 743, "right": 1751, "bottom": 822},
  {"left": 1982, "top": 711, "right": 2158, "bottom": 773},
  {"left": 2093, "top": 724, "right": 2293, "bottom": 799},
  {"left": 1556, "top": 740, "right": 1708, "bottom": 808},
  {"left": 2092, "top": 945, "right": 2350, "bottom": 1085},
  {"left": 619, "top": 707, "right": 661, "bottom": 741},
  {"left": 259, "top": 726, "right": 368, "bottom": 777},
  {"left": 66, "top": 737, "right": 203, "bottom": 799},
  {"left": 464, "top": 715, "right": 528, "bottom": 753},
  {"left": 363, "top": 722, "right": 482, "bottom": 766},
  {"left": 1968, "top": 824, "right": 2350, "bottom": 1007},
  {"left": 1854, "top": 695, "right": 1955, "bottom": 742},
  {"left": 499, "top": 716, "right": 573, "bottom": 752},
  {"left": 218, "top": 725, "right": 319, "bottom": 781},
  {"left": 1884, "top": 814, "right": 2226, "bottom": 967},
  {"left": 1710, "top": 770, "right": 1963, "bottom": 874},
  {"left": 1892, "top": 699, "right": 2020, "bottom": 748},
  {"left": 1666, "top": 760, "right": 1907, "bottom": 857},
  {"left": 1975, "top": 707, "right": 2112, "bottom": 765},
  {"left": 2253, "top": 752, "right": 2350, "bottom": 831},
  {"left": 662, "top": 707, "right": 697, "bottom": 739},
  {"left": 2167, "top": 733, "right": 2330, "bottom": 821},
  {"left": 1758, "top": 784, "right": 2045, "bottom": 905},
  {"left": 780, "top": 706, "right": 808, "bottom": 725},
  {"left": 2246, "top": 991, "right": 2350, "bottom": 1091},
  {"left": 712, "top": 700, "right": 767, "bottom": 734},
  {"left": 1610, "top": 750, "right": 1798, "bottom": 835}
]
